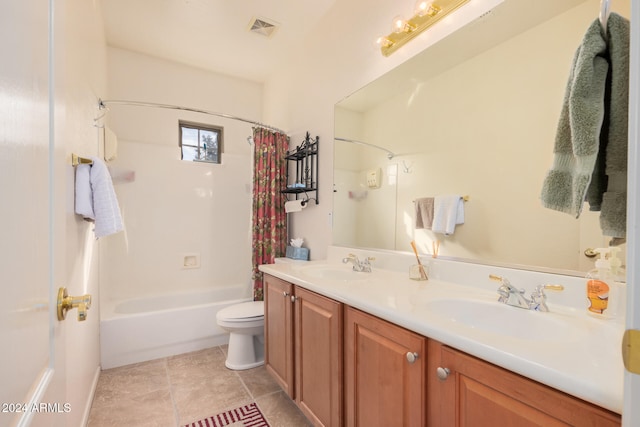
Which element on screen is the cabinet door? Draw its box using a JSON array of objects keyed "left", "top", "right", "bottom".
[
  {"left": 430, "top": 341, "right": 621, "bottom": 427},
  {"left": 295, "top": 286, "right": 343, "bottom": 427},
  {"left": 264, "top": 274, "right": 294, "bottom": 398},
  {"left": 345, "top": 307, "right": 426, "bottom": 427}
]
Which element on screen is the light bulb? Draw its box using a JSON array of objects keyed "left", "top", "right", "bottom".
[
  {"left": 414, "top": 1, "right": 429, "bottom": 16},
  {"left": 392, "top": 15, "right": 406, "bottom": 33},
  {"left": 375, "top": 36, "right": 394, "bottom": 49},
  {"left": 415, "top": 1, "right": 441, "bottom": 17}
]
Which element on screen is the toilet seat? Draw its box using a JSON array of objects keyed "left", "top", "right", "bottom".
[{"left": 217, "top": 301, "right": 264, "bottom": 323}]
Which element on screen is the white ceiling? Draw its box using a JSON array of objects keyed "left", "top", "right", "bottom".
[
  {"left": 100, "top": 0, "right": 592, "bottom": 93},
  {"left": 99, "top": 0, "right": 339, "bottom": 83}
]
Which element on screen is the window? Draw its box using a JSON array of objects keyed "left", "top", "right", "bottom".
[{"left": 179, "top": 121, "right": 223, "bottom": 163}]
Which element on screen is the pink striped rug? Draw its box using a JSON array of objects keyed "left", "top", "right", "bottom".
[{"left": 182, "top": 403, "right": 270, "bottom": 427}]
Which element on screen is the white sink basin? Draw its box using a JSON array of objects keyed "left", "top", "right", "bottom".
[
  {"left": 301, "top": 265, "right": 369, "bottom": 282},
  {"left": 423, "top": 298, "right": 584, "bottom": 343}
]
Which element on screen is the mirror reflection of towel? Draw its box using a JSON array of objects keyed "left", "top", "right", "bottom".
[
  {"left": 414, "top": 197, "right": 434, "bottom": 229},
  {"left": 432, "top": 195, "right": 464, "bottom": 235}
]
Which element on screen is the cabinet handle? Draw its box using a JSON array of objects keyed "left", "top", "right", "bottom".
[
  {"left": 283, "top": 291, "right": 290, "bottom": 297},
  {"left": 406, "top": 352, "right": 419, "bottom": 364},
  {"left": 436, "top": 367, "right": 450, "bottom": 381},
  {"left": 291, "top": 295, "right": 298, "bottom": 303}
]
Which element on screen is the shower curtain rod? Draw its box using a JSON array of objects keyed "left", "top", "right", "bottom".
[
  {"left": 98, "top": 99, "right": 287, "bottom": 135},
  {"left": 334, "top": 137, "right": 395, "bottom": 159}
]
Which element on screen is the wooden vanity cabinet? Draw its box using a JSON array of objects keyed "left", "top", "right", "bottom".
[
  {"left": 264, "top": 274, "right": 294, "bottom": 396},
  {"left": 427, "top": 339, "right": 621, "bottom": 427},
  {"left": 264, "top": 274, "right": 343, "bottom": 427},
  {"left": 265, "top": 273, "right": 620, "bottom": 427},
  {"left": 344, "top": 307, "right": 426, "bottom": 427}
]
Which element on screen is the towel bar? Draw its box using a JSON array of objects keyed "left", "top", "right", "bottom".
[
  {"left": 71, "top": 153, "right": 93, "bottom": 167},
  {"left": 413, "top": 195, "right": 470, "bottom": 202}
]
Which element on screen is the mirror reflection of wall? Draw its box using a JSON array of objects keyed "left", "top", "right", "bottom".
[{"left": 334, "top": 0, "right": 629, "bottom": 273}]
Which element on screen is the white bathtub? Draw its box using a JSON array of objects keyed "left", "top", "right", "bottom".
[{"left": 100, "top": 285, "right": 252, "bottom": 369}]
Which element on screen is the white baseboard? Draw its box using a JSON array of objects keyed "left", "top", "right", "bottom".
[{"left": 80, "top": 366, "right": 101, "bottom": 427}]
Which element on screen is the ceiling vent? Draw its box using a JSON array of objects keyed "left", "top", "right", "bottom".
[{"left": 248, "top": 17, "right": 279, "bottom": 38}]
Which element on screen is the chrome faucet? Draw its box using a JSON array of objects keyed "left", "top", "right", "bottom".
[
  {"left": 529, "top": 285, "right": 551, "bottom": 312},
  {"left": 342, "top": 253, "right": 375, "bottom": 272},
  {"left": 493, "top": 275, "right": 530, "bottom": 309},
  {"left": 490, "top": 275, "right": 564, "bottom": 312}
]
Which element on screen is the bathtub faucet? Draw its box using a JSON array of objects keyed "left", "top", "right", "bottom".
[{"left": 342, "top": 253, "right": 374, "bottom": 272}]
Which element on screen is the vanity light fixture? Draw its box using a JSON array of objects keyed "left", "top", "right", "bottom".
[{"left": 376, "top": 0, "right": 470, "bottom": 57}]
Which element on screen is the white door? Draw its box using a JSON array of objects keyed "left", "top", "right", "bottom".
[
  {"left": 624, "top": 1, "right": 640, "bottom": 426},
  {"left": 0, "top": 1, "right": 68, "bottom": 426}
]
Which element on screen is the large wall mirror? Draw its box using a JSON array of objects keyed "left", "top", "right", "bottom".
[{"left": 333, "top": 0, "right": 629, "bottom": 274}]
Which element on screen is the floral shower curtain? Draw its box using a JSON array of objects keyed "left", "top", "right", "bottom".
[{"left": 251, "top": 127, "right": 289, "bottom": 300}]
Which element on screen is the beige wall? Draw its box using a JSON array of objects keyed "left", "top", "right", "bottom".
[{"left": 59, "top": 0, "right": 108, "bottom": 423}]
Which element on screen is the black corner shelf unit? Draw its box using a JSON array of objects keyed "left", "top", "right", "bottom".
[{"left": 282, "top": 132, "right": 319, "bottom": 204}]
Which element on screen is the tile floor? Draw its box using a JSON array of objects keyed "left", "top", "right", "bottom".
[{"left": 87, "top": 345, "right": 313, "bottom": 427}]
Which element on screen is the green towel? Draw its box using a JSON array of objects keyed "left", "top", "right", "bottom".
[
  {"left": 540, "top": 19, "right": 608, "bottom": 218},
  {"left": 599, "top": 13, "right": 629, "bottom": 241}
]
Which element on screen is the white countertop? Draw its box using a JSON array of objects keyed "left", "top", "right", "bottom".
[{"left": 259, "top": 253, "right": 624, "bottom": 414}]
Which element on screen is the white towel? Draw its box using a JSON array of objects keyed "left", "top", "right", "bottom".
[
  {"left": 89, "top": 156, "right": 124, "bottom": 238},
  {"left": 74, "top": 164, "right": 95, "bottom": 221},
  {"left": 432, "top": 195, "right": 464, "bottom": 235}
]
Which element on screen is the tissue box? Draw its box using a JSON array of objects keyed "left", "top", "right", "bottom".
[{"left": 286, "top": 246, "right": 309, "bottom": 260}]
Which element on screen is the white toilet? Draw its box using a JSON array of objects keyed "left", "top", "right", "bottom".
[{"left": 216, "top": 301, "right": 265, "bottom": 370}]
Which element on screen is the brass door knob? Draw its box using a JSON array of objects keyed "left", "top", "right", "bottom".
[{"left": 57, "top": 287, "right": 92, "bottom": 321}]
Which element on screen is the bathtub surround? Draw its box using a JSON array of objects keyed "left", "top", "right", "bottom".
[
  {"left": 251, "top": 128, "right": 289, "bottom": 300},
  {"left": 103, "top": 47, "right": 258, "bottom": 303}
]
